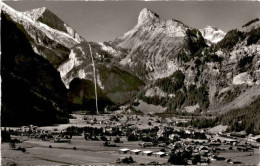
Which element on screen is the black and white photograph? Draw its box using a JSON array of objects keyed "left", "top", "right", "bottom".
[{"left": 1, "top": 0, "right": 260, "bottom": 165}]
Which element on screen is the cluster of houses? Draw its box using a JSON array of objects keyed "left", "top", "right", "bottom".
[
  {"left": 3, "top": 125, "right": 75, "bottom": 143},
  {"left": 18, "top": 125, "right": 38, "bottom": 133},
  {"left": 81, "top": 115, "right": 132, "bottom": 130},
  {"left": 114, "top": 129, "right": 259, "bottom": 165},
  {"left": 118, "top": 148, "right": 167, "bottom": 157},
  {"left": 116, "top": 140, "right": 217, "bottom": 164}
]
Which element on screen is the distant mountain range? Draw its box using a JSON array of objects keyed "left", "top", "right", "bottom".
[{"left": 1, "top": 3, "right": 260, "bottom": 127}]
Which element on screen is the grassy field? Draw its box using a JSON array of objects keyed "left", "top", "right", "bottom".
[
  {"left": 2, "top": 134, "right": 260, "bottom": 165},
  {"left": 2, "top": 136, "right": 168, "bottom": 165}
]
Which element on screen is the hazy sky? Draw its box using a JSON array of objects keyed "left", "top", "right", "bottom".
[{"left": 5, "top": 1, "right": 260, "bottom": 42}]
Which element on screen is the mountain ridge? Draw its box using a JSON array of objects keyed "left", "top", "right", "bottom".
[
  {"left": 112, "top": 8, "right": 260, "bottom": 115},
  {"left": 23, "top": 7, "right": 84, "bottom": 42},
  {"left": 1, "top": 4, "right": 260, "bottom": 127},
  {"left": 1, "top": 2, "right": 83, "bottom": 68}
]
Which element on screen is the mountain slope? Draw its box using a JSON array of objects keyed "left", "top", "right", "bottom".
[
  {"left": 113, "top": 8, "right": 260, "bottom": 115},
  {"left": 58, "top": 41, "right": 145, "bottom": 104},
  {"left": 1, "top": 12, "right": 70, "bottom": 126},
  {"left": 2, "top": 4, "right": 260, "bottom": 119},
  {"left": 1, "top": 3, "right": 144, "bottom": 109}
]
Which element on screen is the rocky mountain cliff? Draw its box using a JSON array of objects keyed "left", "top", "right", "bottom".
[
  {"left": 112, "top": 9, "right": 260, "bottom": 114},
  {"left": 113, "top": 8, "right": 191, "bottom": 81}
]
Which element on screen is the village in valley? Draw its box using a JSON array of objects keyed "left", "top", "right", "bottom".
[
  {"left": 1, "top": 1, "right": 260, "bottom": 165},
  {"left": 2, "top": 106, "right": 260, "bottom": 165}
]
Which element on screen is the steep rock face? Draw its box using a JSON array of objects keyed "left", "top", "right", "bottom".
[
  {"left": 1, "top": 3, "right": 84, "bottom": 68},
  {"left": 199, "top": 26, "right": 226, "bottom": 44},
  {"left": 113, "top": 8, "right": 205, "bottom": 81},
  {"left": 1, "top": 13, "right": 69, "bottom": 126},
  {"left": 23, "top": 7, "right": 84, "bottom": 42}
]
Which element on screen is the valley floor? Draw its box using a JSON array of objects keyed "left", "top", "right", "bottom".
[
  {"left": 1, "top": 113, "right": 260, "bottom": 165},
  {"left": 2, "top": 136, "right": 168, "bottom": 165},
  {"left": 2, "top": 135, "right": 260, "bottom": 165}
]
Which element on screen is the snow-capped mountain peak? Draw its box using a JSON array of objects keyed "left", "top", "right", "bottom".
[
  {"left": 1, "top": 2, "right": 86, "bottom": 69},
  {"left": 200, "top": 26, "right": 226, "bottom": 44},
  {"left": 137, "top": 8, "right": 160, "bottom": 25},
  {"left": 22, "top": 6, "right": 84, "bottom": 43},
  {"left": 1, "top": 2, "right": 81, "bottom": 45}
]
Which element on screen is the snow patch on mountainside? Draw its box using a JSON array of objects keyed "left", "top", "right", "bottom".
[
  {"left": 78, "top": 69, "right": 86, "bottom": 80},
  {"left": 200, "top": 26, "right": 226, "bottom": 44},
  {"left": 57, "top": 45, "right": 93, "bottom": 88},
  {"left": 58, "top": 50, "right": 81, "bottom": 78}
]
